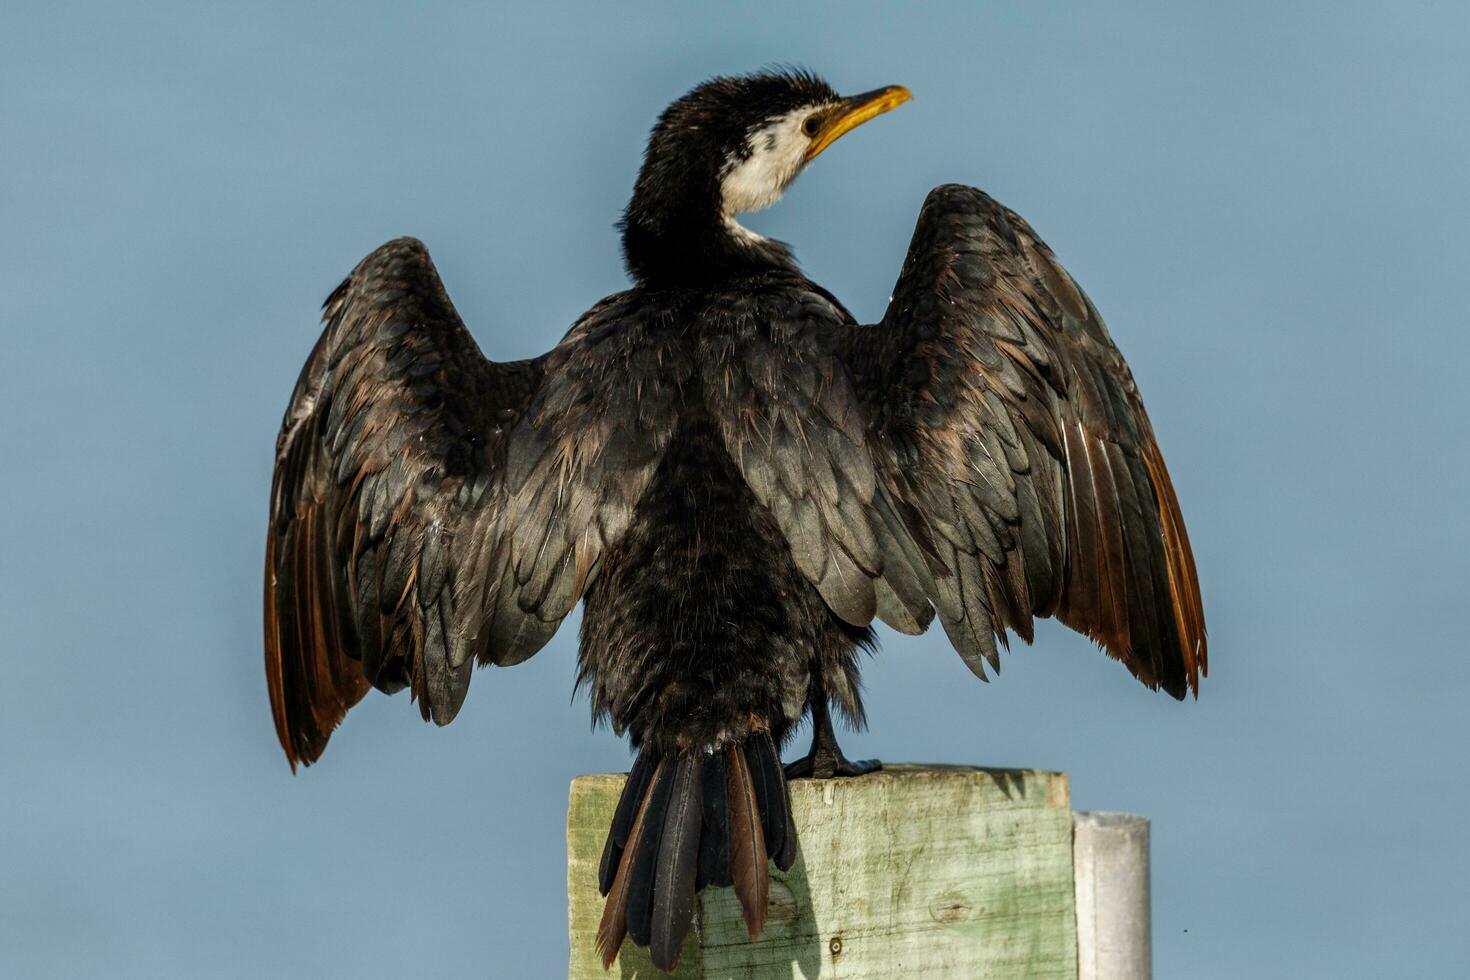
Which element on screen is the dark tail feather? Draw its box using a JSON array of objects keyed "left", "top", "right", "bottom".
[
  {"left": 624, "top": 762, "right": 677, "bottom": 951},
  {"left": 599, "top": 752, "right": 656, "bottom": 895},
  {"left": 697, "top": 749, "right": 731, "bottom": 890},
  {"left": 595, "top": 736, "right": 797, "bottom": 972},
  {"left": 650, "top": 755, "right": 703, "bottom": 970},
  {"left": 746, "top": 732, "right": 796, "bottom": 871},
  {"left": 725, "top": 742, "right": 770, "bottom": 941},
  {"left": 596, "top": 758, "right": 666, "bottom": 969}
]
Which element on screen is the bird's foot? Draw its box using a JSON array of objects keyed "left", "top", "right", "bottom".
[{"left": 783, "top": 748, "right": 881, "bottom": 780}]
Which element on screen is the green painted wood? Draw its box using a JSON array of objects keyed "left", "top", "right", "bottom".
[{"left": 568, "top": 765, "right": 1078, "bottom": 979}]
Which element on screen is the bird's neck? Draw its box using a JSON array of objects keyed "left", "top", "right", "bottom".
[{"left": 621, "top": 186, "right": 796, "bottom": 287}]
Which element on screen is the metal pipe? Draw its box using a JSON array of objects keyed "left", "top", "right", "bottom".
[{"left": 1074, "top": 811, "right": 1151, "bottom": 980}]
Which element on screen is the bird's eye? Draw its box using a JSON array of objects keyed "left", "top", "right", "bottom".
[{"left": 803, "top": 115, "right": 821, "bottom": 137}]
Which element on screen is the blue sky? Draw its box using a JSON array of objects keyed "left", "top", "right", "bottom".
[{"left": 3, "top": 2, "right": 1467, "bottom": 976}]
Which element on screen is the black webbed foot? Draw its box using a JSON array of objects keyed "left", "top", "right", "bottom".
[
  {"left": 783, "top": 750, "right": 881, "bottom": 780},
  {"left": 783, "top": 696, "right": 881, "bottom": 779}
]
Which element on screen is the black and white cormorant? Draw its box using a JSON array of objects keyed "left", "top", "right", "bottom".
[{"left": 264, "top": 69, "right": 1206, "bottom": 972}]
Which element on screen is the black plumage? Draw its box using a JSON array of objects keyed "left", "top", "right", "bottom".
[
  {"left": 264, "top": 68, "right": 1206, "bottom": 971},
  {"left": 649, "top": 754, "right": 702, "bottom": 969}
]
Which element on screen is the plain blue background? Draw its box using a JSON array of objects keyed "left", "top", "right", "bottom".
[{"left": 4, "top": 2, "right": 1467, "bottom": 976}]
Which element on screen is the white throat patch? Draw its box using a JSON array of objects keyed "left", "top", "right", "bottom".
[{"left": 718, "top": 106, "right": 823, "bottom": 218}]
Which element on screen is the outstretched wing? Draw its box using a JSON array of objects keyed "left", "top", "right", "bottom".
[
  {"left": 265, "top": 238, "right": 669, "bottom": 768},
  {"left": 837, "top": 184, "right": 1206, "bottom": 696}
]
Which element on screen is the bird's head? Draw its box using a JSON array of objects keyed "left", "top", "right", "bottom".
[{"left": 621, "top": 69, "right": 911, "bottom": 285}]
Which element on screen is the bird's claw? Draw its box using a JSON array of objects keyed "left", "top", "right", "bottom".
[{"left": 783, "top": 751, "right": 881, "bottom": 780}]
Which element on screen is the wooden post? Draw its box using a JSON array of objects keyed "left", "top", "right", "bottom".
[{"left": 567, "top": 765, "right": 1079, "bottom": 979}]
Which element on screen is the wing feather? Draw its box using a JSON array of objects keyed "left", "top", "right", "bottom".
[
  {"left": 832, "top": 185, "right": 1206, "bottom": 696},
  {"left": 264, "top": 239, "right": 669, "bottom": 768},
  {"left": 701, "top": 284, "right": 933, "bottom": 635}
]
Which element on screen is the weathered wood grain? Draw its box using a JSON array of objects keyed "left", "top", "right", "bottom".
[{"left": 568, "top": 765, "right": 1078, "bottom": 979}]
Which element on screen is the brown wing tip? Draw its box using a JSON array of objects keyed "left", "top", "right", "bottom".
[
  {"left": 264, "top": 508, "right": 370, "bottom": 772},
  {"left": 1142, "top": 440, "right": 1208, "bottom": 696},
  {"left": 263, "top": 535, "right": 301, "bottom": 773}
]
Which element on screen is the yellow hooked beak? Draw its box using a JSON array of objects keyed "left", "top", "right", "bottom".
[{"left": 803, "top": 85, "right": 912, "bottom": 162}]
